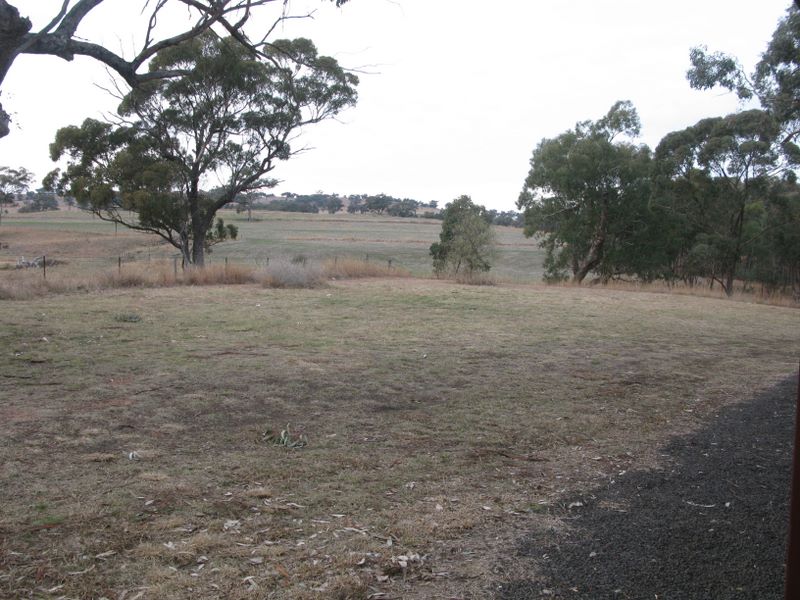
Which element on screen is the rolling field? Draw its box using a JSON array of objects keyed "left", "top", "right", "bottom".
[
  {"left": 0, "top": 211, "right": 798, "bottom": 598},
  {"left": 0, "top": 209, "right": 546, "bottom": 281}
]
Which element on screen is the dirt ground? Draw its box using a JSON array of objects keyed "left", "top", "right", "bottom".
[
  {"left": 0, "top": 279, "right": 798, "bottom": 599},
  {"left": 498, "top": 375, "right": 796, "bottom": 600}
]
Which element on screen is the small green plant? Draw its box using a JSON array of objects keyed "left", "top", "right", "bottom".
[
  {"left": 262, "top": 424, "right": 308, "bottom": 448},
  {"left": 114, "top": 313, "right": 142, "bottom": 323}
]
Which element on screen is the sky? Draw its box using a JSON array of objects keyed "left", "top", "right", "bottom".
[{"left": 0, "top": 0, "right": 791, "bottom": 210}]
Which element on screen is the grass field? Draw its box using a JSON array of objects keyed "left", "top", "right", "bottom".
[
  {"left": 0, "top": 209, "right": 546, "bottom": 281},
  {"left": 1, "top": 211, "right": 798, "bottom": 598},
  {"left": 1, "top": 274, "right": 798, "bottom": 598}
]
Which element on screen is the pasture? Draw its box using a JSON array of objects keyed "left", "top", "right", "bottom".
[
  {"left": 0, "top": 211, "right": 798, "bottom": 599},
  {"left": 0, "top": 209, "right": 545, "bottom": 282}
]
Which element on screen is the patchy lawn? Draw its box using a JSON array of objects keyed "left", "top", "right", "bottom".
[{"left": 0, "top": 279, "right": 797, "bottom": 599}]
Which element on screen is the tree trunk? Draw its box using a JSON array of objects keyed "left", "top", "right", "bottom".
[
  {"left": 572, "top": 203, "right": 608, "bottom": 284},
  {"left": 191, "top": 232, "right": 205, "bottom": 267}
]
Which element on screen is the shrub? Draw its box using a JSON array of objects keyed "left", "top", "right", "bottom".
[{"left": 260, "top": 258, "right": 326, "bottom": 288}]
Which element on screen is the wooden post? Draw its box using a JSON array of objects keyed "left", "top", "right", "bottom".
[
  {"left": 118, "top": 256, "right": 121, "bottom": 274},
  {"left": 366, "top": 253, "right": 369, "bottom": 262},
  {"left": 173, "top": 257, "right": 178, "bottom": 279},
  {"left": 42, "top": 255, "right": 46, "bottom": 280},
  {"left": 388, "top": 258, "right": 393, "bottom": 270},
  {"left": 266, "top": 257, "right": 269, "bottom": 266}
]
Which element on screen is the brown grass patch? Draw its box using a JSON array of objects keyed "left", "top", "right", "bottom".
[
  {"left": 323, "top": 257, "right": 411, "bottom": 279},
  {"left": 558, "top": 279, "right": 799, "bottom": 309},
  {"left": 259, "top": 258, "right": 327, "bottom": 288},
  {"left": 0, "top": 282, "right": 797, "bottom": 598},
  {"left": 453, "top": 270, "right": 497, "bottom": 286}
]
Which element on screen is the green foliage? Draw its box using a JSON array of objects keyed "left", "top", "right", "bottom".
[
  {"left": 48, "top": 33, "right": 357, "bottom": 266},
  {"left": 655, "top": 109, "right": 784, "bottom": 294},
  {"left": 326, "top": 197, "right": 344, "bottom": 213},
  {"left": 688, "top": 6, "right": 800, "bottom": 161},
  {"left": 430, "top": 195, "right": 495, "bottom": 276},
  {"left": 517, "top": 101, "right": 654, "bottom": 283},
  {"left": 262, "top": 425, "right": 308, "bottom": 448},
  {"left": 0, "top": 165, "right": 33, "bottom": 223},
  {"left": 18, "top": 191, "right": 59, "bottom": 213}
]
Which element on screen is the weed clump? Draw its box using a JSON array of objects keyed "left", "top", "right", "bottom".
[{"left": 260, "top": 258, "right": 326, "bottom": 288}]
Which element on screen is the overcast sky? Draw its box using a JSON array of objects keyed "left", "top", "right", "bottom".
[{"left": 0, "top": 1, "right": 791, "bottom": 210}]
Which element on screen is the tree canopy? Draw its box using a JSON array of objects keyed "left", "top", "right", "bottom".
[
  {"left": 0, "top": 0, "right": 350, "bottom": 138},
  {"left": 48, "top": 32, "right": 358, "bottom": 265},
  {"left": 517, "top": 101, "right": 653, "bottom": 283},
  {"left": 430, "top": 195, "right": 495, "bottom": 276},
  {"left": 0, "top": 164, "right": 32, "bottom": 224}
]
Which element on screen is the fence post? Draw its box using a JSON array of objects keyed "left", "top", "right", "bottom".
[
  {"left": 173, "top": 257, "right": 178, "bottom": 279},
  {"left": 225, "top": 256, "right": 229, "bottom": 276},
  {"left": 388, "top": 258, "right": 393, "bottom": 270},
  {"left": 334, "top": 255, "right": 338, "bottom": 266},
  {"left": 42, "top": 255, "right": 46, "bottom": 280},
  {"left": 366, "top": 253, "right": 369, "bottom": 262},
  {"left": 266, "top": 257, "right": 269, "bottom": 266},
  {"left": 118, "top": 256, "right": 121, "bottom": 274}
]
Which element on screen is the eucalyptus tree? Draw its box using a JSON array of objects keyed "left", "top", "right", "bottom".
[
  {"left": 517, "top": 101, "right": 653, "bottom": 283},
  {"left": 688, "top": 4, "right": 800, "bottom": 156},
  {"left": 48, "top": 33, "right": 358, "bottom": 266},
  {"left": 654, "top": 110, "right": 783, "bottom": 295},
  {"left": 0, "top": 0, "right": 349, "bottom": 138},
  {"left": 430, "top": 195, "right": 495, "bottom": 276},
  {"left": 0, "top": 164, "right": 32, "bottom": 224}
]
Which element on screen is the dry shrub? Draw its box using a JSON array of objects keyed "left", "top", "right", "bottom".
[
  {"left": 260, "top": 258, "right": 326, "bottom": 288},
  {"left": 454, "top": 270, "right": 496, "bottom": 286},
  {"left": 322, "top": 257, "right": 410, "bottom": 279},
  {"left": 183, "top": 263, "right": 255, "bottom": 285},
  {"left": 0, "top": 272, "right": 93, "bottom": 300}
]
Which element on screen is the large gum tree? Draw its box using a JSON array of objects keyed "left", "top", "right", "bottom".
[
  {"left": 48, "top": 33, "right": 358, "bottom": 266},
  {"left": 0, "top": 0, "right": 349, "bottom": 139}
]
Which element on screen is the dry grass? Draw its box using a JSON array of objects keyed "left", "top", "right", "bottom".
[
  {"left": 0, "top": 258, "right": 412, "bottom": 299},
  {"left": 0, "top": 280, "right": 797, "bottom": 599},
  {"left": 0, "top": 263, "right": 260, "bottom": 299},
  {"left": 556, "top": 278, "right": 800, "bottom": 308},
  {"left": 259, "top": 258, "right": 327, "bottom": 288},
  {"left": 453, "top": 270, "right": 497, "bottom": 286},
  {"left": 323, "top": 256, "right": 411, "bottom": 279}
]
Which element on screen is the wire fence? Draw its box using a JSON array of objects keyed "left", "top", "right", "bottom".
[{"left": 1, "top": 250, "right": 413, "bottom": 280}]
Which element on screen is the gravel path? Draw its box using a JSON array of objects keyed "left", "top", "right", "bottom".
[{"left": 498, "top": 375, "right": 796, "bottom": 600}]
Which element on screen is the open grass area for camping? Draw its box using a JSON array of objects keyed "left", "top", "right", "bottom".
[{"left": 1, "top": 278, "right": 797, "bottom": 599}]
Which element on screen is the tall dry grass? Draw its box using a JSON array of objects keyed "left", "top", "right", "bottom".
[
  {"left": 0, "top": 263, "right": 259, "bottom": 300},
  {"left": 322, "top": 257, "right": 411, "bottom": 279},
  {"left": 0, "top": 257, "right": 414, "bottom": 300},
  {"left": 259, "top": 258, "right": 326, "bottom": 288}
]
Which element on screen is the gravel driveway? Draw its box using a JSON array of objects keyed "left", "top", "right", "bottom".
[{"left": 498, "top": 375, "right": 796, "bottom": 600}]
